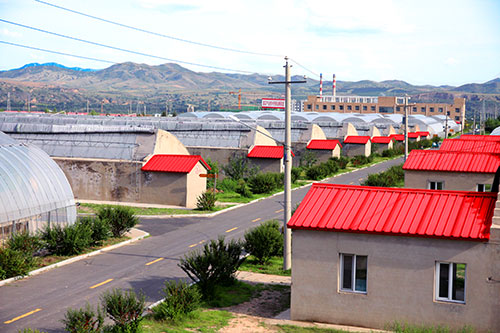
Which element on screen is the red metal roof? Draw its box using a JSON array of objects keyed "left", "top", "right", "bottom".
[
  {"left": 417, "top": 131, "right": 430, "bottom": 137},
  {"left": 288, "top": 183, "right": 496, "bottom": 241},
  {"left": 460, "top": 135, "right": 500, "bottom": 142},
  {"left": 390, "top": 134, "right": 404, "bottom": 141},
  {"left": 371, "top": 136, "right": 393, "bottom": 144},
  {"left": 307, "top": 139, "right": 342, "bottom": 150},
  {"left": 403, "top": 150, "right": 500, "bottom": 173},
  {"left": 440, "top": 139, "right": 500, "bottom": 154},
  {"left": 247, "top": 145, "right": 294, "bottom": 159},
  {"left": 343, "top": 136, "right": 371, "bottom": 144},
  {"left": 408, "top": 132, "right": 420, "bottom": 138},
  {"left": 141, "top": 154, "right": 210, "bottom": 173}
]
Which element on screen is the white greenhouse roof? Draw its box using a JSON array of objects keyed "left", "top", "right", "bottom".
[{"left": 0, "top": 132, "right": 76, "bottom": 224}]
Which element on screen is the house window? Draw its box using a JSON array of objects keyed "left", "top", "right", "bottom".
[
  {"left": 307, "top": 104, "right": 312, "bottom": 110},
  {"left": 339, "top": 105, "right": 344, "bottom": 110},
  {"left": 331, "top": 105, "right": 336, "bottom": 110},
  {"left": 315, "top": 105, "right": 319, "bottom": 109},
  {"left": 455, "top": 108, "right": 460, "bottom": 112},
  {"left": 455, "top": 116, "right": 460, "bottom": 121},
  {"left": 421, "top": 107, "right": 426, "bottom": 112},
  {"left": 430, "top": 107, "right": 435, "bottom": 112},
  {"left": 396, "top": 106, "right": 401, "bottom": 111},
  {"left": 347, "top": 105, "right": 352, "bottom": 111},
  {"left": 363, "top": 106, "right": 367, "bottom": 111},
  {"left": 436, "top": 262, "right": 466, "bottom": 303},
  {"left": 355, "top": 105, "right": 360, "bottom": 111},
  {"left": 371, "top": 106, "right": 376, "bottom": 111},
  {"left": 439, "top": 107, "right": 443, "bottom": 113},
  {"left": 323, "top": 105, "right": 327, "bottom": 110},
  {"left": 340, "top": 253, "right": 367, "bottom": 293},
  {"left": 413, "top": 107, "right": 417, "bottom": 112},
  {"left": 428, "top": 181, "right": 443, "bottom": 190},
  {"left": 477, "top": 184, "right": 491, "bottom": 192}
]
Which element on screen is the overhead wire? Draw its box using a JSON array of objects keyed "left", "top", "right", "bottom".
[
  {"left": 0, "top": 40, "right": 115, "bottom": 64},
  {"left": 289, "top": 58, "right": 321, "bottom": 80},
  {"left": 0, "top": 19, "right": 255, "bottom": 74},
  {"left": 34, "top": 0, "right": 283, "bottom": 58}
]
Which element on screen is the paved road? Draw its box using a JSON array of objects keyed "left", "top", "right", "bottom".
[{"left": 0, "top": 158, "right": 403, "bottom": 332}]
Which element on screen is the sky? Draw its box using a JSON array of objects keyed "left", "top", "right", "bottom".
[{"left": 0, "top": 0, "right": 499, "bottom": 86}]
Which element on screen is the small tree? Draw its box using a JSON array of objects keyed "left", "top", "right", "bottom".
[
  {"left": 62, "top": 303, "right": 104, "bottom": 333},
  {"left": 178, "top": 237, "right": 245, "bottom": 298},
  {"left": 196, "top": 190, "right": 217, "bottom": 211},
  {"left": 299, "top": 150, "right": 317, "bottom": 168},
  {"left": 100, "top": 289, "right": 145, "bottom": 332},
  {"left": 152, "top": 280, "right": 201, "bottom": 320},
  {"left": 244, "top": 220, "right": 283, "bottom": 264},
  {"left": 97, "top": 206, "right": 138, "bottom": 238},
  {"left": 222, "top": 155, "right": 258, "bottom": 180}
]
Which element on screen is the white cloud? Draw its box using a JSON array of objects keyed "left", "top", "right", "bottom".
[{"left": 0, "top": 28, "right": 21, "bottom": 37}]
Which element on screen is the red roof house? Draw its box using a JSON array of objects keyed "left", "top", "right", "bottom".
[
  {"left": 288, "top": 183, "right": 500, "bottom": 331},
  {"left": 390, "top": 134, "right": 404, "bottom": 142},
  {"left": 247, "top": 145, "right": 294, "bottom": 173},
  {"left": 306, "top": 140, "right": 342, "bottom": 160},
  {"left": 343, "top": 136, "right": 372, "bottom": 157},
  {"left": 370, "top": 136, "right": 394, "bottom": 153},
  {"left": 403, "top": 150, "right": 500, "bottom": 191},
  {"left": 141, "top": 154, "right": 210, "bottom": 173},
  {"left": 460, "top": 135, "right": 500, "bottom": 142}
]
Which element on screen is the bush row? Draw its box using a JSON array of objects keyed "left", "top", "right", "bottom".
[
  {"left": 362, "top": 164, "right": 405, "bottom": 187},
  {"left": 0, "top": 206, "right": 138, "bottom": 280}
]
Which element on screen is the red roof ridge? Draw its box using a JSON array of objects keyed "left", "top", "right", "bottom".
[{"left": 141, "top": 154, "right": 210, "bottom": 173}]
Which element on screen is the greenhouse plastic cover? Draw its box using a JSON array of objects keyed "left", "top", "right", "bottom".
[{"left": 0, "top": 132, "right": 76, "bottom": 224}]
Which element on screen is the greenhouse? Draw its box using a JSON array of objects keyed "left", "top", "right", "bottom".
[{"left": 0, "top": 131, "right": 76, "bottom": 242}]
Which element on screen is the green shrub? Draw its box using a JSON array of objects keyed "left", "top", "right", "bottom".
[
  {"left": 79, "top": 217, "right": 111, "bottom": 246},
  {"left": 382, "top": 147, "right": 402, "bottom": 157},
  {"left": 235, "top": 179, "right": 252, "bottom": 198},
  {"left": 222, "top": 155, "right": 258, "bottom": 181},
  {"left": 324, "top": 159, "right": 339, "bottom": 175},
  {"left": 218, "top": 178, "right": 238, "bottom": 192},
  {"left": 178, "top": 237, "right": 245, "bottom": 298},
  {"left": 291, "top": 167, "right": 302, "bottom": 183},
  {"left": 0, "top": 247, "right": 35, "bottom": 279},
  {"left": 152, "top": 280, "right": 201, "bottom": 321},
  {"left": 97, "top": 206, "right": 138, "bottom": 238},
  {"left": 100, "top": 289, "right": 145, "bottom": 333},
  {"left": 7, "top": 231, "right": 43, "bottom": 255},
  {"left": 244, "top": 220, "right": 283, "bottom": 264},
  {"left": 299, "top": 150, "right": 317, "bottom": 168},
  {"left": 334, "top": 156, "right": 349, "bottom": 169},
  {"left": 248, "top": 172, "right": 282, "bottom": 194},
  {"left": 362, "top": 164, "right": 404, "bottom": 187},
  {"left": 18, "top": 329, "right": 47, "bottom": 333},
  {"left": 350, "top": 155, "right": 372, "bottom": 166},
  {"left": 61, "top": 303, "right": 104, "bottom": 333},
  {"left": 196, "top": 190, "right": 217, "bottom": 211},
  {"left": 305, "top": 164, "right": 329, "bottom": 180},
  {"left": 41, "top": 222, "right": 93, "bottom": 256}
]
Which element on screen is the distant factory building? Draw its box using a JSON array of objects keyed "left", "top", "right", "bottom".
[{"left": 304, "top": 95, "right": 466, "bottom": 125}]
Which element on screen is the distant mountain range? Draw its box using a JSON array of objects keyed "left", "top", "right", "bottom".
[{"left": 0, "top": 62, "right": 499, "bottom": 115}]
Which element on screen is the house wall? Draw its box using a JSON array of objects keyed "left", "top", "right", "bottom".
[
  {"left": 249, "top": 157, "right": 283, "bottom": 174},
  {"left": 306, "top": 146, "right": 341, "bottom": 164},
  {"left": 343, "top": 143, "right": 371, "bottom": 157},
  {"left": 54, "top": 158, "right": 193, "bottom": 207},
  {"left": 185, "top": 161, "right": 209, "bottom": 208},
  {"left": 404, "top": 170, "right": 495, "bottom": 191},
  {"left": 372, "top": 141, "right": 393, "bottom": 154},
  {"left": 290, "top": 229, "right": 500, "bottom": 332}
]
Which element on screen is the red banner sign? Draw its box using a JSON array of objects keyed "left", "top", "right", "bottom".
[{"left": 261, "top": 98, "right": 285, "bottom": 109}]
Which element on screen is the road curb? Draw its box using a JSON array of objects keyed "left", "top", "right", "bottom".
[{"left": 0, "top": 228, "right": 150, "bottom": 287}]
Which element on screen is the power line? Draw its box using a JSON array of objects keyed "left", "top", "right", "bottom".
[
  {"left": 0, "top": 40, "right": 115, "bottom": 64},
  {"left": 35, "top": 0, "right": 283, "bottom": 58},
  {"left": 289, "top": 58, "right": 320, "bottom": 79},
  {"left": 0, "top": 18, "right": 255, "bottom": 74}
]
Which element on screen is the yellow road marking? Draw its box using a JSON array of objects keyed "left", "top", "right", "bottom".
[
  {"left": 252, "top": 217, "right": 262, "bottom": 222},
  {"left": 358, "top": 178, "right": 364, "bottom": 181},
  {"left": 4, "top": 308, "right": 42, "bottom": 324},
  {"left": 349, "top": 181, "right": 354, "bottom": 184},
  {"left": 275, "top": 209, "right": 284, "bottom": 213},
  {"left": 199, "top": 240, "right": 205, "bottom": 244},
  {"left": 145, "top": 257, "right": 164, "bottom": 266},
  {"left": 188, "top": 243, "right": 197, "bottom": 248},
  {"left": 225, "top": 227, "right": 238, "bottom": 233},
  {"left": 89, "top": 278, "right": 113, "bottom": 289}
]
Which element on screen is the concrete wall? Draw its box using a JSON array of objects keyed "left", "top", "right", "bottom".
[
  {"left": 305, "top": 146, "right": 341, "bottom": 164},
  {"left": 405, "top": 170, "right": 495, "bottom": 191},
  {"left": 54, "top": 157, "right": 206, "bottom": 207},
  {"left": 187, "top": 147, "right": 246, "bottom": 169},
  {"left": 153, "top": 129, "right": 190, "bottom": 155},
  {"left": 343, "top": 142, "right": 371, "bottom": 157},
  {"left": 291, "top": 229, "right": 500, "bottom": 331},
  {"left": 372, "top": 141, "right": 393, "bottom": 154},
  {"left": 248, "top": 157, "right": 283, "bottom": 174},
  {"left": 185, "top": 161, "right": 209, "bottom": 208}
]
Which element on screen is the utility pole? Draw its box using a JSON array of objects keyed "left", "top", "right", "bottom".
[
  {"left": 268, "top": 56, "right": 306, "bottom": 271},
  {"left": 86, "top": 100, "right": 89, "bottom": 113},
  {"left": 445, "top": 106, "right": 449, "bottom": 139},
  {"left": 396, "top": 95, "right": 415, "bottom": 161},
  {"left": 7, "top": 92, "right": 10, "bottom": 111}
]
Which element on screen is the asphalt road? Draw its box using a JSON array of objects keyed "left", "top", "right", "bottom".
[{"left": 0, "top": 157, "right": 403, "bottom": 332}]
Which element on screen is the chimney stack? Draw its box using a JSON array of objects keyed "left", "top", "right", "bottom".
[
  {"left": 333, "top": 74, "right": 337, "bottom": 97},
  {"left": 319, "top": 73, "right": 323, "bottom": 97}
]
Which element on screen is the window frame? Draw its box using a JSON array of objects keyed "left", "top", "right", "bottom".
[
  {"left": 435, "top": 261, "right": 466, "bottom": 304},
  {"left": 339, "top": 253, "right": 367, "bottom": 294},
  {"left": 476, "top": 183, "right": 491, "bottom": 192},
  {"left": 428, "top": 180, "right": 443, "bottom": 190}
]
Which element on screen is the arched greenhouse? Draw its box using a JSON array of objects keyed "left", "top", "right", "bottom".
[{"left": 0, "top": 131, "right": 76, "bottom": 242}]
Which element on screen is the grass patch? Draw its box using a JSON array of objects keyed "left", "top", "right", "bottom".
[
  {"left": 141, "top": 309, "right": 232, "bottom": 333},
  {"left": 239, "top": 255, "right": 291, "bottom": 276},
  {"left": 203, "top": 281, "right": 262, "bottom": 308},
  {"left": 386, "top": 321, "right": 476, "bottom": 333},
  {"left": 77, "top": 203, "right": 232, "bottom": 215},
  {"left": 34, "top": 236, "right": 129, "bottom": 269},
  {"left": 276, "top": 325, "right": 350, "bottom": 332}
]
